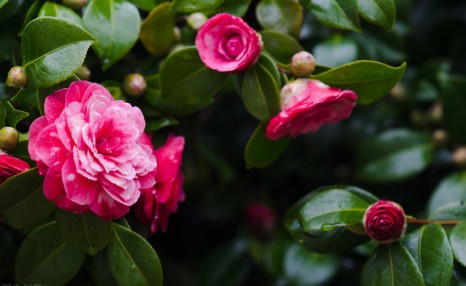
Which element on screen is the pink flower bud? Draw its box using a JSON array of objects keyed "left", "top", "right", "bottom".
[
  {"left": 0, "top": 151, "right": 30, "bottom": 184},
  {"left": 195, "top": 13, "right": 262, "bottom": 73},
  {"left": 363, "top": 200, "right": 407, "bottom": 244},
  {"left": 123, "top": 73, "right": 147, "bottom": 97},
  {"left": 0, "top": 127, "right": 19, "bottom": 152},
  {"left": 290, "top": 51, "right": 316, "bottom": 77},
  {"left": 6, "top": 66, "right": 28, "bottom": 88},
  {"left": 245, "top": 202, "right": 276, "bottom": 238}
]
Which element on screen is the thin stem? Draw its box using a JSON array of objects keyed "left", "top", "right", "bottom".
[{"left": 407, "top": 216, "right": 461, "bottom": 226}]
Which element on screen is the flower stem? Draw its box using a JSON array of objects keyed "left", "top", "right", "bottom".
[{"left": 406, "top": 216, "right": 462, "bottom": 225}]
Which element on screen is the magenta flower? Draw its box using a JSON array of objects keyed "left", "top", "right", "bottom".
[
  {"left": 363, "top": 200, "right": 407, "bottom": 244},
  {"left": 266, "top": 79, "right": 357, "bottom": 140},
  {"left": 245, "top": 202, "right": 276, "bottom": 238},
  {"left": 195, "top": 13, "right": 262, "bottom": 73},
  {"left": 0, "top": 151, "right": 30, "bottom": 184},
  {"left": 135, "top": 134, "right": 185, "bottom": 233},
  {"left": 28, "top": 81, "right": 156, "bottom": 220}
]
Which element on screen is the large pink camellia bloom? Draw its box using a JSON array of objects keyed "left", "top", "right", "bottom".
[
  {"left": 195, "top": 13, "right": 262, "bottom": 73},
  {"left": 136, "top": 134, "right": 185, "bottom": 233},
  {"left": 0, "top": 151, "right": 30, "bottom": 184},
  {"left": 28, "top": 81, "right": 156, "bottom": 220},
  {"left": 266, "top": 79, "right": 357, "bottom": 140}
]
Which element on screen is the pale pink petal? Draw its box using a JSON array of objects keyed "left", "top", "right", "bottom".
[{"left": 62, "top": 158, "right": 99, "bottom": 205}]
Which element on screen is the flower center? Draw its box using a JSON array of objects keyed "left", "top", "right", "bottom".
[{"left": 225, "top": 35, "right": 244, "bottom": 59}]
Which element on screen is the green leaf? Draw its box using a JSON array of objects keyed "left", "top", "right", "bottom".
[
  {"left": 86, "top": 250, "right": 118, "bottom": 286},
  {"left": 358, "top": 0, "right": 396, "bottom": 32},
  {"left": 298, "top": 185, "right": 377, "bottom": 232},
  {"left": 312, "top": 60, "right": 407, "bottom": 105},
  {"left": 56, "top": 210, "right": 112, "bottom": 255},
  {"left": 207, "top": 0, "right": 251, "bottom": 17},
  {"left": 145, "top": 116, "right": 179, "bottom": 132},
  {"left": 245, "top": 123, "right": 289, "bottom": 169},
  {"left": 355, "top": 129, "right": 434, "bottom": 183},
  {"left": 260, "top": 30, "right": 303, "bottom": 66},
  {"left": 0, "top": 0, "right": 8, "bottom": 9},
  {"left": 159, "top": 47, "right": 228, "bottom": 115},
  {"left": 239, "top": 54, "right": 280, "bottom": 122},
  {"left": 309, "top": 0, "right": 360, "bottom": 32},
  {"left": 256, "top": 0, "right": 303, "bottom": 38},
  {"left": 38, "top": 1, "right": 84, "bottom": 27},
  {"left": 450, "top": 221, "right": 466, "bottom": 268},
  {"left": 427, "top": 171, "right": 466, "bottom": 215},
  {"left": 5, "top": 101, "right": 29, "bottom": 128},
  {"left": 107, "top": 223, "right": 163, "bottom": 286},
  {"left": 15, "top": 222, "right": 86, "bottom": 284},
  {"left": 21, "top": 17, "right": 95, "bottom": 88},
  {"left": 361, "top": 243, "right": 424, "bottom": 286},
  {"left": 439, "top": 73, "right": 466, "bottom": 144},
  {"left": 19, "top": 0, "right": 46, "bottom": 36},
  {"left": 83, "top": 0, "right": 141, "bottom": 70},
  {"left": 127, "top": 0, "right": 156, "bottom": 11},
  {"left": 313, "top": 34, "right": 358, "bottom": 67},
  {"left": 172, "top": 0, "right": 225, "bottom": 13},
  {"left": 428, "top": 202, "right": 466, "bottom": 221},
  {"left": 0, "top": 168, "right": 56, "bottom": 229},
  {"left": 140, "top": 2, "right": 175, "bottom": 56}
]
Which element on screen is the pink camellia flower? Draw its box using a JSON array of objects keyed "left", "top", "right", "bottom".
[
  {"left": 0, "top": 151, "right": 30, "bottom": 184},
  {"left": 135, "top": 134, "right": 185, "bottom": 233},
  {"left": 28, "top": 81, "right": 157, "bottom": 220},
  {"left": 363, "top": 200, "right": 407, "bottom": 244},
  {"left": 195, "top": 13, "right": 262, "bottom": 73},
  {"left": 266, "top": 79, "right": 357, "bottom": 140}
]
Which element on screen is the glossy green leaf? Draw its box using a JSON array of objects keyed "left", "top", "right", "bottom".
[
  {"left": 5, "top": 101, "right": 28, "bottom": 128},
  {"left": 313, "top": 35, "right": 358, "bottom": 67},
  {"left": 245, "top": 123, "right": 289, "bottom": 169},
  {"left": 450, "top": 221, "right": 466, "bottom": 268},
  {"left": 239, "top": 54, "right": 280, "bottom": 122},
  {"left": 298, "top": 185, "right": 377, "bottom": 232},
  {"left": 361, "top": 243, "right": 424, "bottom": 286},
  {"left": 0, "top": 0, "right": 8, "bottom": 9},
  {"left": 207, "top": 0, "right": 251, "bottom": 17},
  {"left": 107, "top": 223, "right": 162, "bottom": 286},
  {"left": 19, "top": 0, "right": 45, "bottom": 36},
  {"left": 358, "top": 0, "right": 396, "bottom": 32},
  {"left": 38, "top": 1, "right": 84, "bottom": 27},
  {"left": 429, "top": 202, "right": 466, "bottom": 221},
  {"left": 439, "top": 73, "right": 466, "bottom": 144},
  {"left": 260, "top": 30, "right": 303, "bottom": 66},
  {"left": 83, "top": 0, "right": 140, "bottom": 70},
  {"left": 127, "top": 0, "right": 156, "bottom": 11},
  {"left": 313, "top": 60, "right": 407, "bottom": 105},
  {"left": 256, "top": 0, "right": 303, "bottom": 38},
  {"left": 172, "top": 0, "right": 225, "bottom": 13},
  {"left": 21, "top": 17, "right": 95, "bottom": 88},
  {"left": 145, "top": 116, "right": 179, "bottom": 132},
  {"left": 86, "top": 250, "right": 118, "bottom": 286},
  {"left": 15, "top": 222, "right": 86, "bottom": 284},
  {"left": 427, "top": 171, "right": 466, "bottom": 215},
  {"left": 355, "top": 129, "right": 434, "bottom": 183},
  {"left": 140, "top": 2, "right": 175, "bottom": 56},
  {"left": 159, "top": 47, "right": 228, "bottom": 115},
  {"left": 309, "top": 0, "right": 360, "bottom": 32},
  {"left": 56, "top": 210, "right": 112, "bottom": 255},
  {"left": 0, "top": 168, "right": 56, "bottom": 229}
]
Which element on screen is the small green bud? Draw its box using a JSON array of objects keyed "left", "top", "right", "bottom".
[
  {"left": 290, "top": 51, "right": 316, "bottom": 77},
  {"left": 6, "top": 66, "right": 28, "bottom": 88},
  {"left": 61, "top": 0, "right": 88, "bottom": 10},
  {"left": 123, "top": 73, "right": 147, "bottom": 97},
  {"left": 0, "top": 127, "right": 19, "bottom": 152},
  {"left": 76, "top": 65, "right": 91, "bottom": 80},
  {"left": 187, "top": 12, "right": 207, "bottom": 31},
  {"left": 173, "top": 27, "right": 182, "bottom": 42}
]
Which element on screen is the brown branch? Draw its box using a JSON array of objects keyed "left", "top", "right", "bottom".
[{"left": 407, "top": 217, "right": 462, "bottom": 226}]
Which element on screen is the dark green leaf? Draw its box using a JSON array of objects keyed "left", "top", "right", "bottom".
[
  {"left": 207, "top": 0, "right": 251, "bottom": 17},
  {"left": 145, "top": 116, "right": 179, "bottom": 132},
  {"left": 19, "top": 0, "right": 45, "bottom": 36},
  {"left": 358, "top": 0, "right": 396, "bottom": 32},
  {"left": 140, "top": 2, "right": 175, "bottom": 56},
  {"left": 240, "top": 54, "right": 280, "bottom": 122},
  {"left": 0, "top": 168, "right": 56, "bottom": 229},
  {"left": 245, "top": 123, "right": 289, "bottom": 169},
  {"left": 127, "top": 0, "right": 156, "bottom": 11},
  {"left": 313, "top": 35, "right": 358, "bottom": 67},
  {"left": 312, "top": 60, "right": 407, "bottom": 105},
  {"left": 15, "top": 222, "right": 86, "bottom": 284},
  {"left": 159, "top": 47, "right": 228, "bottom": 115},
  {"left": 361, "top": 243, "right": 424, "bottom": 286},
  {"left": 260, "top": 30, "right": 303, "bottom": 66},
  {"left": 429, "top": 202, "right": 466, "bottom": 221},
  {"left": 86, "top": 250, "right": 118, "bottom": 286},
  {"left": 83, "top": 0, "right": 140, "bottom": 70},
  {"left": 450, "top": 221, "right": 466, "bottom": 268},
  {"left": 107, "top": 223, "right": 162, "bottom": 286},
  {"left": 427, "top": 171, "right": 466, "bottom": 215},
  {"left": 5, "top": 101, "right": 29, "bottom": 128},
  {"left": 256, "top": 0, "right": 303, "bottom": 38},
  {"left": 355, "top": 129, "right": 434, "bottom": 183},
  {"left": 439, "top": 73, "right": 466, "bottom": 144},
  {"left": 309, "top": 0, "right": 360, "bottom": 32},
  {"left": 172, "top": 0, "right": 225, "bottom": 13},
  {"left": 56, "top": 210, "right": 112, "bottom": 255},
  {"left": 22, "top": 17, "right": 95, "bottom": 88},
  {"left": 38, "top": 1, "right": 84, "bottom": 27}
]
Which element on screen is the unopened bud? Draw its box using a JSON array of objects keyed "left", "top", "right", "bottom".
[
  {"left": 0, "top": 127, "right": 19, "bottom": 152},
  {"left": 123, "top": 73, "right": 147, "bottom": 97},
  {"left": 428, "top": 102, "right": 443, "bottom": 123},
  {"left": 432, "top": 129, "right": 449, "bottom": 147},
  {"left": 76, "top": 65, "right": 91, "bottom": 80},
  {"left": 246, "top": 202, "right": 276, "bottom": 238},
  {"left": 173, "top": 27, "right": 182, "bottom": 42},
  {"left": 390, "top": 84, "right": 406, "bottom": 102},
  {"left": 61, "top": 0, "right": 87, "bottom": 10},
  {"left": 290, "top": 51, "right": 316, "bottom": 77},
  {"left": 187, "top": 13, "right": 207, "bottom": 31},
  {"left": 6, "top": 66, "right": 28, "bottom": 88},
  {"left": 453, "top": 147, "right": 466, "bottom": 166},
  {"left": 363, "top": 200, "right": 407, "bottom": 244}
]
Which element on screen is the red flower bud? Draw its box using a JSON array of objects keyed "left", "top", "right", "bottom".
[
  {"left": 363, "top": 200, "right": 407, "bottom": 244},
  {"left": 245, "top": 202, "right": 276, "bottom": 238},
  {"left": 0, "top": 151, "right": 30, "bottom": 184}
]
